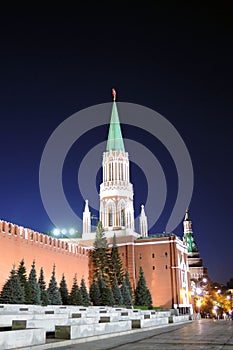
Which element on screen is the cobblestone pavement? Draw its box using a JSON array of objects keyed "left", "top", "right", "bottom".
[{"left": 55, "top": 320, "right": 233, "bottom": 350}]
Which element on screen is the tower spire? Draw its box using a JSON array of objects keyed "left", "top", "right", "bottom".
[
  {"left": 106, "top": 89, "right": 125, "bottom": 152},
  {"left": 83, "top": 199, "right": 91, "bottom": 236}
]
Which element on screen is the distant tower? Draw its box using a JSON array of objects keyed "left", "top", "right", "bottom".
[
  {"left": 183, "top": 209, "right": 208, "bottom": 284},
  {"left": 183, "top": 209, "right": 198, "bottom": 253},
  {"left": 99, "top": 89, "right": 135, "bottom": 232},
  {"left": 140, "top": 205, "right": 148, "bottom": 237},
  {"left": 83, "top": 200, "right": 91, "bottom": 235}
]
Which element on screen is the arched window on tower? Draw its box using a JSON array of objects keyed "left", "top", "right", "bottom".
[
  {"left": 109, "top": 209, "right": 113, "bottom": 227},
  {"left": 121, "top": 208, "right": 125, "bottom": 226}
]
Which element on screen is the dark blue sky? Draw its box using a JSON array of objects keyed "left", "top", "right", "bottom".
[{"left": 0, "top": 3, "right": 232, "bottom": 284}]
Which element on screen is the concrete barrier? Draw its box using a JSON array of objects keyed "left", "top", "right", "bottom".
[
  {"left": 12, "top": 316, "right": 100, "bottom": 332},
  {"left": 169, "top": 315, "right": 190, "bottom": 323},
  {"left": 132, "top": 317, "right": 169, "bottom": 328},
  {"left": 55, "top": 320, "right": 132, "bottom": 340},
  {"left": 0, "top": 328, "right": 45, "bottom": 349}
]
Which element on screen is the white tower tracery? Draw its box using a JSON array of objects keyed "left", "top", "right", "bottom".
[
  {"left": 139, "top": 204, "right": 148, "bottom": 237},
  {"left": 82, "top": 199, "right": 91, "bottom": 235}
]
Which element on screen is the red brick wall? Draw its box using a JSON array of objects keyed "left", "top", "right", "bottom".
[{"left": 0, "top": 222, "right": 89, "bottom": 292}]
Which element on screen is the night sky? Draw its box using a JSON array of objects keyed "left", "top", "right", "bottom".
[{"left": 0, "top": 3, "right": 232, "bottom": 284}]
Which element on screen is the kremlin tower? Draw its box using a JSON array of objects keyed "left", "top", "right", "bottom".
[
  {"left": 82, "top": 89, "right": 148, "bottom": 238},
  {"left": 183, "top": 209, "right": 208, "bottom": 285}
]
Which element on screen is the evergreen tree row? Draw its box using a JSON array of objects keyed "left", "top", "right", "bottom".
[
  {"left": 0, "top": 259, "right": 90, "bottom": 306},
  {"left": 90, "top": 222, "right": 153, "bottom": 308}
]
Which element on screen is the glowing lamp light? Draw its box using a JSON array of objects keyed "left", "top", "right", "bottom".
[
  {"left": 61, "top": 229, "right": 67, "bottom": 235},
  {"left": 202, "top": 278, "right": 207, "bottom": 283},
  {"left": 196, "top": 287, "right": 202, "bottom": 295},
  {"left": 69, "top": 228, "right": 75, "bottom": 235},
  {"left": 53, "top": 228, "right": 60, "bottom": 236},
  {"left": 227, "top": 295, "right": 231, "bottom": 300}
]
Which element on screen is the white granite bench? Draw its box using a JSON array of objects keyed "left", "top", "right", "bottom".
[
  {"left": 131, "top": 317, "right": 169, "bottom": 328},
  {"left": 55, "top": 320, "right": 132, "bottom": 340},
  {"left": 169, "top": 315, "right": 190, "bottom": 323},
  {"left": 12, "top": 316, "right": 100, "bottom": 332},
  {"left": 0, "top": 328, "right": 46, "bottom": 349}
]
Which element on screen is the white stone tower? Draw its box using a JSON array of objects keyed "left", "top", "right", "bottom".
[
  {"left": 82, "top": 199, "right": 91, "bottom": 235},
  {"left": 139, "top": 205, "right": 148, "bottom": 237},
  {"left": 99, "top": 89, "right": 136, "bottom": 235}
]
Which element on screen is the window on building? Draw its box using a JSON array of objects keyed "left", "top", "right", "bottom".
[
  {"left": 165, "top": 252, "right": 168, "bottom": 257},
  {"left": 165, "top": 265, "right": 168, "bottom": 269},
  {"left": 139, "top": 253, "right": 142, "bottom": 260},
  {"left": 109, "top": 210, "right": 113, "bottom": 226},
  {"left": 121, "top": 209, "right": 125, "bottom": 226},
  {"left": 152, "top": 253, "right": 155, "bottom": 258},
  {"left": 152, "top": 266, "right": 156, "bottom": 270},
  {"left": 122, "top": 252, "right": 124, "bottom": 257}
]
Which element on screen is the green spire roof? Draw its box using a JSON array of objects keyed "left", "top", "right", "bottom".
[{"left": 106, "top": 101, "right": 125, "bottom": 152}]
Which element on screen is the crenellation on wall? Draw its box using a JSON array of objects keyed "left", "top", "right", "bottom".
[
  {"left": 0, "top": 219, "right": 90, "bottom": 291},
  {"left": 0, "top": 220, "right": 88, "bottom": 257}
]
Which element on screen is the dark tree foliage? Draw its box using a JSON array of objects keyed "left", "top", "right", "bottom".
[
  {"left": 47, "top": 265, "right": 62, "bottom": 305},
  {"left": 101, "top": 285, "right": 115, "bottom": 306},
  {"left": 38, "top": 267, "right": 51, "bottom": 306},
  {"left": 91, "top": 222, "right": 110, "bottom": 283},
  {"left": 69, "top": 274, "right": 83, "bottom": 305},
  {"left": 28, "top": 260, "right": 41, "bottom": 305},
  {"left": 121, "top": 279, "right": 132, "bottom": 307},
  {"left": 80, "top": 278, "right": 91, "bottom": 306},
  {"left": 112, "top": 275, "right": 123, "bottom": 306},
  {"left": 97, "top": 274, "right": 106, "bottom": 295},
  {"left": 0, "top": 266, "right": 25, "bottom": 304},
  {"left": 125, "top": 269, "right": 134, "bottom": 302},
  {"left": 17, "top": 259, "right": 32, "bottom": 304},
  {"left": 134, "top": 267, "right": 152, "bottom": 307},
  {"left": 109, "top": 234, "right": 124, "bottom": 285},
  {"left": 59, "top": 274, "right": 69, "bottom": 305},
  {"left": 90, "top": 279, "right": 100, "bottom": 306}
]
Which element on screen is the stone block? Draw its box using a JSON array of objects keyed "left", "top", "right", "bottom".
[
  {"left": 0, "top": 328, "right": 46, "bottom": 349},
  {"left": 55, "top": 320, "right": 131, "bottom": 340}
]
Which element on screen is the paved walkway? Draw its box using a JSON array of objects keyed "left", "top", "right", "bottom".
[{"left": 53, "top": 320, "right": 233, "bottom": 350}]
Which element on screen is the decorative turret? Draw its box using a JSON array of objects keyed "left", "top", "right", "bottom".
[
  {"left": 82, "top": 199, "right": 91, "bottom": 235},
  {"left": 183, "top": 209, "right": 208, "bottom": 286},
  {"left": 183, "top": 209, "right": 198, "bottom": 253},
  {"left": 139, "top": 205, "right": 148, "bottom": 237},
  {"left": 99, "top": 89, "right": 135, "bottom": 233}
]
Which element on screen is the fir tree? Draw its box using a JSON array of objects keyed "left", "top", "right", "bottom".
[
  {"left": 125, "top": 269, "right": 134, "bottom": 302},
  {"left": 38, "top": 267, "right": 51, "bottom": 306},
  {"left": 69, "top": 274, "right": 83, "bottom": 305},
  {"left": 112, "top": 275, "right": 123, "bottom": 306},
  {"left": 101, "top": 285, "right": 115, "bottom": 306},
  {"left": 96, "top": 275, "right": 114, "bottom": 306},
  {"left": 47, "top": 265, "right": 62, "bottom": 305},
  {"left": 134, "top": 267, "right": 152, "bottom": 307},
  {"left": 121, "top": 279, "right": 132, "bottom": 307},
  {"left": 91, "top": 222, "right": 109, "bottom": 283},
  {"left": 59, "top": 273, "right": 69, "bottom": 305},
  {"left": 90, "top": 279, "right": 100, "bottom": 306},
  {"left": 0, "top": 266, "right": 25, "bottom": 304},
  {"left": 17, "top": 259, "right": 32, "bottom": 304},
  {"left": 80, "top": 277, "right": 91, "bottom": 306},
  {"left": 28, "top": 260, "right": 41, "bottom": 305},
  {"left": 109, "top": 234, "right": 124, "bottom": 285}
]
